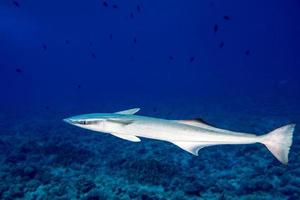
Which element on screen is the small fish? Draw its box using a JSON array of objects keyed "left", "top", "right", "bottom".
[
  {"left": 245, "top": 49, "right": 250, "bottom": 56},
  {"left": 189, "top": 57, "right": 195, "bottom": 63},
  {"left": 109, "top": 33, "right": 113, "bottom": 40},
  {"left": 137, "top": 5, "right": 141, "bottom": 13},
  {"left": 133, "top": 37, "right": 137, "bottom": 44},
  {"left": 12, "top": 0, "right": 20, "bottom": 8},
  {"left": 15, "top": 68, "right": 22, "bottom": 73},
  {"left": 219, "top": 41, "right": 224, "bottom": 48},
  {"left": 42, "top": 44, "right": 48, "bottom": 51},
  {"left": 64, "top": 108, "right": 295, "bottom": 165},
  {"left": 130, "top": 12, "right": 134, "bottom": 19},
  {"left": 102, "top": 1, "right": 108, "bottom": 7},
  {"left": 77, "top": 84, "right": 81, "bottom": 89},
  {"left": 91, "top": 52, "right": 96, "bottom": 59},
  {"left": 279, "top": 80, "right": 288, "bottom": 85},
  {"left": 112, "top": 4, "right": 118, "bottom": 9},
  {"left": 214, "top": 24, "right": 218, "bottom": 33},
  {"left": 223, "top": 16, "right": 230, "bottom": 20}
]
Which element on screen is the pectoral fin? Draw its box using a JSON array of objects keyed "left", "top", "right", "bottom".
[
  {"left": 171, "top": 141, "right": 212, "bottom": 156},
  {"left": 107, "top": 119, "right": 134, "bottom": 125},
  {"left": 110, "top": 133, "right": 141, "bottom": 142},
  {"left": 175, "top": 119, "right": 213, "bottom": 129}
]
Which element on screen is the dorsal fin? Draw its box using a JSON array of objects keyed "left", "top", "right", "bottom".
[
  {"left": 176, "top": 119, "right": 246, "bottom": 136},
  {"left": 192, "top": 118, "right": 212, "bottom": 126},
  {"left": 115, "top": 108, "right": 140, "bottom": 115}
]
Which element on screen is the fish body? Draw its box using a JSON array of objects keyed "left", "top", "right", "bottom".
[{"left": 64, "top": 108, "right": 295, "bottom": 164}]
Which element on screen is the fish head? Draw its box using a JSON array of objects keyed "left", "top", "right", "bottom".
[
  {"left": 64, "top": 111, "right": 136, "bottom": 134},
  {"left": 63, "top": 113, "right": 110, "bottom": 132}
]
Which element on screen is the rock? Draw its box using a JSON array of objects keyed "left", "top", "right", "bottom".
[
  {"left": 76, "top": 176, "right": 96, "bottom": 194},
  {"left": 8, "top": 185, "right": 24, "bottom": 198},
  {"left": 0, "top": 183, "right": 9, "bottom": 197},
  {"left": 23, "top": 166, "right": 37, "bottom": 179},
  {"left": 184, "top": 181, "right": 206, "bottom": 196},
  {"left": 6, "top": 153, "right": 26, "bottom": 163},
  {"left": 83, "top": 189, "right": 108, "bottom": 200}
]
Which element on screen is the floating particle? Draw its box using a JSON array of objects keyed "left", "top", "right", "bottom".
[
  {"left": 15, "top": 68, "right": 22, "bottom": 73},
  {"left": 109, "top": 33, "right": 112, "bottom": 40},
  {"left": 213, "top": 24, "right": 218, "bottom": 33},
  {"left": 65, "top": 40, "right": 70, "bottom": 45},
  {"left": 137, "top": 5, "right": 141, "bottom": 13},
  {"left": 133, "top": 37, "right": 137, "bottom": 44},
  {"left": 12, "top": 0, "right": 20, "bottom": 8},
  {"left": 278, "top": 80, "right": 288, "bottom": 86},
  {"left": 42, "top": 44, "right": 47, "bottom": 51},
  {"left": 45, "top": 106, "right": 50, "bottom": 110},
  {"left": 245, "top": 49, "right": 250, "bottom": 56},
  {"left": 219, "top": 41, "right": 224, "bottom": 48},
  {"left": 77, "top": 84, "right": 81, "bottom": 89},
  {"left": 112, "top": 4, "right": 118, "bottom": 9},
  {"left": 169, "top": 56, "right": 174, "bottom": 60},
  {"left": 89, "top": 42, "right": 93, "bottom": 46},
  {"left": 102, "top": 1, "right": 108, "bottom": 7},
  {"left": 91, "top": 52, "right": 96, "bottom": 59},
  {"left": 223, "top": 16, "right": 230, "bottom": 20},
  {"left": 189, "top": 57, "right": 195, "bottom": 62}
]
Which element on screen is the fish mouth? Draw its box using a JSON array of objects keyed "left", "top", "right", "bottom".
[{"left": 63, "top": 118, "right": 73, "bottom": 124}]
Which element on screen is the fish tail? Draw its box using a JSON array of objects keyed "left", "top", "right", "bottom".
[{"left": 260, "top": 124, "right": 295, "bottom": 164}]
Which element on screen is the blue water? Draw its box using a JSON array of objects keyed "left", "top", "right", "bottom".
[{"left": 1, "top": 0, "right": 300, "bottom": 199}]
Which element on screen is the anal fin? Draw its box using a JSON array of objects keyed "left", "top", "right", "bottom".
[
  {"left": 171, "top": 141, "right": 212, "bottom": 156},
  {"left": 110, "top": 132, "right": 141, "bottom": 142}
]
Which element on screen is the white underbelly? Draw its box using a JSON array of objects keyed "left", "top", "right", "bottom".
[{"left": 113, "top": 121, "right": 258, "bottom": 145}]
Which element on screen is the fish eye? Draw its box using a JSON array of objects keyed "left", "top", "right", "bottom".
[
  {"left": 84, "top": 120, "right": 99, "bottom": 125},
  {"left": 74, "top": 120, "right": 101, "bottom": 125},
  {"left": 76, "top": 120, "right": 86, "bottom": 125}
]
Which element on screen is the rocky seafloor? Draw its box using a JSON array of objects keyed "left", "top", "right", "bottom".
[{"left": 0, "top": 97, "right": 299, "bottom": 200}]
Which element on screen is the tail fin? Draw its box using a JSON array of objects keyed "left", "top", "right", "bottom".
[{"left": 260, "top": 124, "right": 295, "bottom": 164}]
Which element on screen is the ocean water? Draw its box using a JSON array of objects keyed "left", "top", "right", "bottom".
[{"left": 1, "top": 0, "right": 300, "bottom": 199}]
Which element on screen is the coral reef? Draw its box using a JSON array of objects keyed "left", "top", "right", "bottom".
[{"left": 0, "top": 98, "right": 299, "bottom": 199}]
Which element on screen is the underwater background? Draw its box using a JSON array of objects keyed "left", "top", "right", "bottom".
[{"left": 1, "top": 0, "right": 300, "bottom": 199}]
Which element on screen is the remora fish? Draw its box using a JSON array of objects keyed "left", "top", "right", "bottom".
[{"left": 64, "top": 108, "right": 295, "bottom": 164}]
